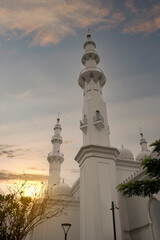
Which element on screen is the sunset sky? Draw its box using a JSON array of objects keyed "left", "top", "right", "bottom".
[{"left": 0, "top": 0, "right": 160, "bottom": 188}]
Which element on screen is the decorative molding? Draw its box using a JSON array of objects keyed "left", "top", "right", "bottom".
[
  {"left": 75, "top": 145, "right": 119, "bottom": 167},
  {"left": 116, "top": 159, "right": 140, "bottom": 168}
]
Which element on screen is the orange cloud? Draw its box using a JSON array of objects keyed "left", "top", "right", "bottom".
[
  {"left": 125, "top": 0, "right": 137, "bottom": 14},
  {"left": 0, "top": 0, "right": 111, "bottom": 46},
  {"left": 123, "top": 2, "right": 160, "bottom": 34},
  {"left": 0, "top": 0, "right": 159, "bottom": 45},
  {"left": 100, "top": 12, "right": 126, "bottom": 30},
  {"left": 0, "top": 169, "right": 47, "bottom": 182}
]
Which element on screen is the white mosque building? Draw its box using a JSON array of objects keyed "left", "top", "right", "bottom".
[{"left": 31, "top": 33, "right": 160, "bottom": 240}]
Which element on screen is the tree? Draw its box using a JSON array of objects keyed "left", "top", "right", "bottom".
[
  {"left": 0, "top": 182, "right": 68, "bottom": 240},
  {"left": 117, "top": 139, "right": 160, "bottom": 198}
]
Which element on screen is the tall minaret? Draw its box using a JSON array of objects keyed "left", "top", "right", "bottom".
[
  {"left": 79, "top": 31, "right": 110, "bottom": 146},
  {"left": 47, "top": 117, "right": 64, "bottom": 193},
  {"left": 140, "top": 129, "right": 149, "bottom": 152},
  {"left": 75, "top": 33, "right": 122, "bottom": 240},
  {"left": 136, "top": 129, "right": 150, "bottom": 161}
]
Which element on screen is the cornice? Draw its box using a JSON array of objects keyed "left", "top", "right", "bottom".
[
  {"left": 122, "top": 169, "right": 148, "bottom": 184},
  {"left": 75, "top": 145, "right": 119, "bottom": 167},
  {"left": 116, "top": 159, "right": 140, "bottom": 168}
]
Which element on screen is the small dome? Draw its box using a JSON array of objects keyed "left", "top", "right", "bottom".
[
  {"left": 118, "top": 147, "right": 134, "bottom": 161},
  {"left": 136, "top": 151, "right": 150, "bottom": 162},
  {"left": 52, "top": 182, "right": 71, "bottom": 197}
]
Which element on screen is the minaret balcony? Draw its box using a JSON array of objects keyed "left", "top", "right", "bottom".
[
  {"left": 80, "top": 118, "right": 88, "bottom": 134},
  {"left": 78, "top": 66, "right": 106, "bottom": 89},
  {"left": 51, "top": 134, "right": 62, "bottom": 144},
  {"left": 82, "top": 50, "right": 100, "bottom": 65},
  {"left": 47, "top": 151, "right": 64, "bottom": 164},
  {"left": 93, "top": 113, "right": 104, "bottom": 131}
]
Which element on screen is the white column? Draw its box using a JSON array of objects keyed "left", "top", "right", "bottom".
[{"left": 75, "top": 146, "right": 122, "bottom": 240}]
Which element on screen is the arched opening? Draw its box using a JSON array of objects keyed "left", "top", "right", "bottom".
[{"left": 96, "top": 110, "right": 100, "bottom": 120}]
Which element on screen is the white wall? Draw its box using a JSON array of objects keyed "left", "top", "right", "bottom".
[
  {"left": 31, "top": 200, "right": 80, "bottom": 240},
  {"left": 123, "top": 196, "right": 153, "bottom": 240},
  {"left": 116, "top": 159, "right": 140, "bottom": 184},
  {"left": 116, "top": 160, "right": 154, "bottom": 240}
]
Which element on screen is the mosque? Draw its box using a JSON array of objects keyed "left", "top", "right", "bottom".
[{"left": 30, "top": 33, "right": 160, "bottom": 240}]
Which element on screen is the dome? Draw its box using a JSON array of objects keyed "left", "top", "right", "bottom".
[
  {"left": 136, "top": 151, "right": 150, "bottom": 162},
  {"left": 52, "top": 182, "right": 71, "bottom": 197},
  {"left": 118, "top": 147, "right": 134, "bottom": 161}
]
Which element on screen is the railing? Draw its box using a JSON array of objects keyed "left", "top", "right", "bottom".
[
  {"left": 79, "top": 66, "right": 104, "bottom": 76},
  {"left": 80, "top": 118, "right": 87, "bottom": 127},
  {"left": 52, "top": 134, "right": 62, "bottom": 140},
  {"left": 48, "top": 151, "right": 64, "bottom": 158},
  {"left": 82, "top": 49, "right": 98, "bottom": 57},
  {"left": 93, "top": 114, "right": 104, "bottom": 123}
]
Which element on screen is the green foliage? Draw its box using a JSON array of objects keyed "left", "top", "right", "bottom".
[
  {"left": 117, "top": 139, "right": 160, "bottom": 198},
  {"left": 0, "top": 193, "right": 32, "bottom": 240},
  {"left": 150, "top": 139, "right": 160, "bottom": 154},
  {"left": 141, "top": 157, "right": 160, "bottom": 179},
  {"left": 117, "top": 179, "right": 160, "bottom": 198}
]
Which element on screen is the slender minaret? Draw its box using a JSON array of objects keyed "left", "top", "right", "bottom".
[
  {"left": 140, "top": 129, "right": 149, "bottom": 152},
  {"left": 75, "top": 32, "right": 122, "bottom": 240},
  {"left": 79, "top": 31, "right": 110, "bottom": 146},
  {"left": 47, "top": 117, "right": 64, "bottom": 193},
  {"left": 136, "top": 129, "right": 150, "bottom": 161}
]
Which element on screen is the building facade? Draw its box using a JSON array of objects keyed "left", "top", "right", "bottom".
[{"left": 31, "top": 33, "right": 160, "bottom": 240}]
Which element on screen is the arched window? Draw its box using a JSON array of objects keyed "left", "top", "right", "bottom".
[{"left": 96, "top": 110, "right": 100, "bottom": 120}]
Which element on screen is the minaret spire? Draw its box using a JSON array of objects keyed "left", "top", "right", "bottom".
[
  {"left": 79, "top": 32, "right": 110, "bottom": 146},
  {"left": 139, "top": 128, "right": 149, "bottom": 152},
  {"left": 47, "top": 117, "right": 64, "bottom": 193}
]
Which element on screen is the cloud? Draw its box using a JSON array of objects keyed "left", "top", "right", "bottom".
[
  {"left": 0, "top": 0, "right": 159, "bottom": 46},
  {"left": 100, "top": 0, "right": 160, "bottom": 35},
  {"left": 0, "top": 0, "right": 111, "bottom": 46},
  {"left": 124, "top": 0, "right": 137, "bottom": 14},
  {"left": 0, "top": 169, "right": 48, "bottom": 182},
  {"left": 0, "top": 144, "right": 14, "bottom": 149},
  {"left": 123, "top": 1, "right": 160, "bottom": 34},
  {"left": 0, "top": 145, "right": 16, "bottom": 158},
  {"left": 100, "top": 11, "right": 126, "bottom": 30},
  {"left": 28, "top": 167, "right": 46, "bottom": 171},
  {"left": 0, "top": 144, "right": 30, "bottom": 158}
]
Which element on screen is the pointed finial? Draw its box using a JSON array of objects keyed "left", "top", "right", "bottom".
[
  {"left": 139, "top": 127, "right": 143, "bottom": 138},
  {"left": 57, "top": 112, "right": 60, "bottom": 123},
  {"left": 122, "top": 144, "right": 124, "bottom": 148},
  {"left": 87, "top": 28, "right": 91, "bottom": 39}
]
